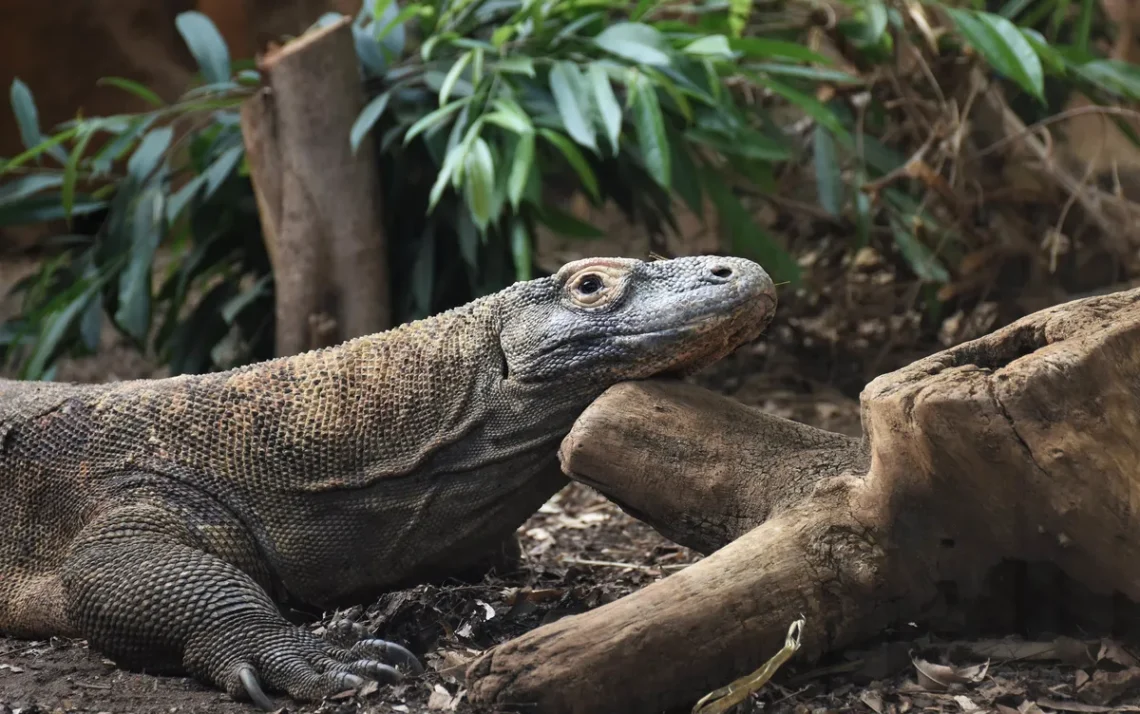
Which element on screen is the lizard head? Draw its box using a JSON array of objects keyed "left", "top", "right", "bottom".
[{"left": 498, "top": 255, "right": 777, "bottom": 386}]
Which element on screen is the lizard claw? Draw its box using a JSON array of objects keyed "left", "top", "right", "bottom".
[
  {"left": 238, "top": 664, "right": 276, "bottom": 711},
  {"left": 352, "top": 638, "right": 424, "bottom": 676}
]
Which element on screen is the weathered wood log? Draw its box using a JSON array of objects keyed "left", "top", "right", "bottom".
[
  {"left": 240, "top": 16, "right": 389, "bottom": 357},
  {"left": 466, "top": 288, "right": 1140, "bottom": 714}
]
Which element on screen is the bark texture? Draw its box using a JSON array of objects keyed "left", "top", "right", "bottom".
[
  {"left": 466, "top": 287, "right": 1140, "bottom": 714},
  {"left": 239, "top": 16, "right": 389, "bottom": 357}
]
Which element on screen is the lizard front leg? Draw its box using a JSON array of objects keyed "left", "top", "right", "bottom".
[{"left": 61, "top": 499, "right": 421, "bottom": 709}]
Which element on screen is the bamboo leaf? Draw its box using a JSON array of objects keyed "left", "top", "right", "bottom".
[
  {"left": 946, "top": 8, "right": 1043, "bottom": 100},
  {"left": 538, "top": 128, "right": 599, "bottom": 201},
  {"left": 813, "top": 125, "right": 842, "bottom": 216},
  {"left": 550, "top": 61, "right": 598, "bottom": 152},
  {"left": 589, "top": 64, "right": 623, "bottom": 155},
  {"left": 595, "top": 23, "right": 671, "bottom": 66},
  {"left": 632, "top": 79, "right": 670, "bottom": 188},
  {"left": 684, "top": 35, "right": 734, "bottom": 59},
  {"left": 9, "top": 79, "right": 67, "bottom": 164},
  {"left": 96, "top": 77, "right": 165, "bottom": 107},
  {"left": 351, "top": 91, "right": 392, "bottom": 152},
  {"left": 127, "top": 126, "right": 174, "bottom": 181},
  {"left": 61, "top": 126, "right": 97, "bottom": 225},
  {"left": 464, "top": 137, "right": 496, "bottom": 229},
  {"left": 405, "top": 96, "right": 472, "bottom": 144},
  {"left": 116, "top": 188, "right": 166, "bottom": 340},
  {"left": 510, "top": 218, "right": 532, "bottom": 281},
  {"left": 175, "top": 11, "right": 232, "bottom": 84},
  {"left": 440, "top": 50, "right": 474, "bottom": 106},
  {"left": 508, "top": 132, "right": 535, "bottom": 210}
]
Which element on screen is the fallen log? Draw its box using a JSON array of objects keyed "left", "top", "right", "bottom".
[{"left": 466, "top": 287, "right": 1140, "bottom": 713}]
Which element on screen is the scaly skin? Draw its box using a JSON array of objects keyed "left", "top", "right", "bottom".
[{"left": 0, "top": 255, "right": 776, "bottom": 708}]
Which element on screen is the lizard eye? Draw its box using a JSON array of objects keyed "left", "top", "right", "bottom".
[
  {"left": 566, "top": 268, "right": 622, "bottom": 308},
  {"left": 577, "top": 274, "right": 603, "bottom": 295}
]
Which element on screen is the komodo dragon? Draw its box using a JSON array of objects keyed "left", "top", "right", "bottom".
[{"left": 0, "top": 255, "right": 776, "bottom": 708}]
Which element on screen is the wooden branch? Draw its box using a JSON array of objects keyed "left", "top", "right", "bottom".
[
  {"left": 467, "top": 287, "right": 1140, "bottom": 714},
  {"left": 557, "top": 379, "right": 869, "bottom": 554},
  {"left": 240, "top": 16, "right": 389, "bottom": 357}
]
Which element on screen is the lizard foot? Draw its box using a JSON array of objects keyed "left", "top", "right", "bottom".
[{"left": 206, "top": 627, "right": 422, "bottom": 710}]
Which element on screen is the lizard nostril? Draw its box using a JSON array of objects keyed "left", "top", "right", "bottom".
[{"left": 710, "top": 266, "right": 733, "bottom": 279}]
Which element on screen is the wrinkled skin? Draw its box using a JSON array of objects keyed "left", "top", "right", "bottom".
[{"left": 0, "top": 256, "right": 775, "bottom": 709}]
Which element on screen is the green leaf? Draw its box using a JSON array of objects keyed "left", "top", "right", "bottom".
[
  {"left": 702, "top": 168, "right": 799, "bottom": 284},
  {"left": 889, "top": 216, "right": 950, "bottom": 283},
  {"left": 483, "top": 99, "right": 534, "bottom": 135},
  {"left": 510, "top": 218, "right": 532, "bottom": 281},
  {"left": 440, "top": 50, "right": 474, "bottom": 107},
  {"left": 748, "top": 63, "right": 863, "bottom": 84},
  {"left": 508, "top": 132, "right": 535, "bottom": 210},
  {"left": 404, "top": 97, "right": 472, "bottom": 145},
  {"left": 631, "top": 79, "right": 670, "bottom": 188},
  {"left": 22, "top": 274, "right": 112, "bottom": 380},
  {"left": 1077, "top": 60, "right": 1140, "bottom": 99},
  {"left": 464, "top": 137, "right": 496, "bottom": 230},
  {"left": 96, "top": 77, "right": 165, "bottom": 107},
  {"left": 116, "top": 188, "right": 166, "bottom": 340},
  {"left": 813, "top": 124, "right": 842, "bottom": 216},
  {"left": 669, "top": 128, "right": 703, "bottom": 218},
  {"left": 1, "top": 126, "right": 79, "bottom": 172},
  {"left": 594, "top": 23, "right": 671, "bottom": 66},
  {"left": 687, "top": 126, "right": 792, "bottom": 161},
  {"left": 684, "top": 35, "right": 734, "bottom": 59},
  {"left": 175, "top": 11, "right": 232, "bottom": 84},
  {"left": 538, "top": 128, "right": 600, "bottom": 201},
  {"left": 351, "top": 91, "right": 393, "bottom": 152},
  {"left": 731, "top": 39, "right": 832, "bottom": 64},
  {"left": 127, "top": 126, "right": 174, "bottom": 181},
  {"left": 428, "top": 140, "right": 468, "bottom": 210},
  {"left": 495, "top": 56, "right": 536, "bottom": 76},
  {"left": 204, "top": 145, "right": 243, "bottom": 196},
  {"left": 0, "top": 173, "right": 65, "bottom": 207},
  {"left": 61, "top": 127, "right": 97, "bottom": 225},
  {"left": 856, "top": 0, "right": 889, "bottom": 46},
  {"left": 946, "top": 8, "right": 1043, "bottom": 100},
  {"left": 588, "top": 64, "right": 622, "bottom": 155},
  {"left": 550, "top": 62, "right": 598, "bottom": 152},
  {"left": 221, "top": 274, "right": 271, "bottom": 324},
  {"left": 728, "top": 0, "right": 751, "bottom": 37},
  {"left": 166, "top": 172, "right": 209, "bottom": 222},
  {"left": 751, "top": 73, "right": 848, "bottom": 138},
  {"left": 9, "top": 79, "right": 67, "bottom": 164}
]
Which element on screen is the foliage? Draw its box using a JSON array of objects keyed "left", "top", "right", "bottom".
[{"left": 3, "top": 0, "right": 1140, "bottom": 379}]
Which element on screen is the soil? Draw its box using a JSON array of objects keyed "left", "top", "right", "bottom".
[{"left": 3, "top": 255, "right": 1140, "bottom": 714}]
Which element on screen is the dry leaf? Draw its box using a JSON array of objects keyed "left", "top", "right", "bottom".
[
  {"left": 860, "top": 690, "right": 885, "bottom": 714},
  {"left": 1076, "top": 666, "right": 1140, "bottom": 706},
  {"left": 912, "top": 656, "right": 989, "bottom": 691},
  {"left": 945, "top": 637, "right": 1092, "bottom": 666},
  {"left": 1076, "top": 670, "right": 1091, "bottom": 689},
  {"left": 1038, "top": 698, "right": 1140, "bottom": 712},
  {"left": 954, "top": 694, "right": 980, "bottom": 711},
  {"left": 428, "top": 683, "right": 458, "bottom": 710},
  {"left": 1096, "top": 639, "right": 1139, "bottom": 668}
]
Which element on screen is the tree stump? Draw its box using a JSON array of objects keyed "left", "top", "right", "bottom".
[
  {"left": 240, "top": 15, "right": 389, "bottom": 357},
  {"left": 466, "top": 287, "right": 1140, "bottom": 713}
]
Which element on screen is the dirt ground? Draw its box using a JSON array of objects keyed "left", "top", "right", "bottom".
[{"left": 3, "top": 256, "right": 1140, "bottom": 714}]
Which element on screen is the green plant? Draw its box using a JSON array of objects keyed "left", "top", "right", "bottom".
[{"left": 4, "top": 0, "right": 1140, "bottom": 380}]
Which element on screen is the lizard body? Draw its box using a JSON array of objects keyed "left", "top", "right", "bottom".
[{"left": 0, "top": 255, "right": 776, "bottom": 707}]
